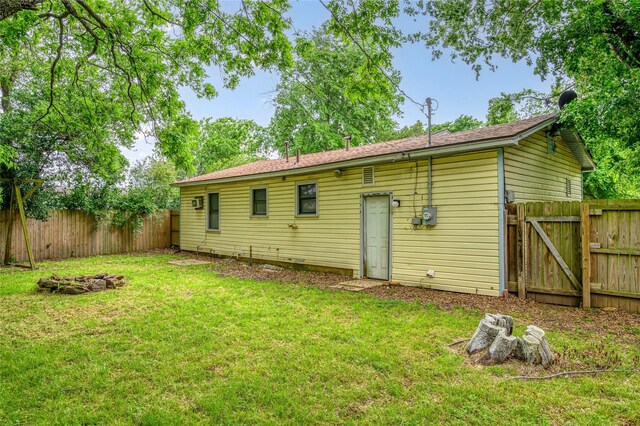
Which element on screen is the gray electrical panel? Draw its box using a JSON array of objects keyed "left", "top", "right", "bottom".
[{"left": 421, "top": 207, "right": 437, "bottom": 226}]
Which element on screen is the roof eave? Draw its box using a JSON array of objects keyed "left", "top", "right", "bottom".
[
  {"left": 509, "top": 115, "right": 595, "bottom": 172},
  {"left": 511, "top": 116, "right": 558, "bottom": 142},
  {"left": 558, "top": 128, "right": 596, "bottom": 172},
  {"left": 172, "top": 136, "right": 520, "bottom": 187}
]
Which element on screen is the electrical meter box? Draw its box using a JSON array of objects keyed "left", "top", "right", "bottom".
[{"left": 421, "top": 207, "right": 437, "bottom": 226}]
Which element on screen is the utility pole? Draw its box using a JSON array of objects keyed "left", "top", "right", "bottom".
[{"left": 426, "top": 97, "right": 433, "bottom": 147}]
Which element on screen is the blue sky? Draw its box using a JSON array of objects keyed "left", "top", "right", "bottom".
[{"left": 123, "top": 1, "right": 552, "bottom": 162}]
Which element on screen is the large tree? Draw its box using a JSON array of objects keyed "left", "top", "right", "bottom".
[
  {"left": 0, "top": 0, "right": 294, "bottom": 173},
  {"left": 194, "top": 117, "right": 270, "bottom": 175},
  {"left": 0, "top": 0, "right": 296, "bottom": 217},
  {"left": 416, "top": 0, "right": 640, "bottom": 197},
  {"left": 268, "top": 27, "right": 402, "bottom": 154}
]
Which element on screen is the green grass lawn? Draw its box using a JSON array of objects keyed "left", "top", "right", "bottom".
[{"left": 1, "top": 253, "right": 639, "bottom": 425}]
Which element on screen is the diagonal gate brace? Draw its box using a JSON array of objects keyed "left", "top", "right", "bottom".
[{"left": 529, "top": 219, "right": 581, "bottom": 291}]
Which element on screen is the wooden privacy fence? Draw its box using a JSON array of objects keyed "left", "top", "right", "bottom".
[
  {"left": 0, "top": 209, "right": 172, "bottom": 263},
  {"left": 507, "top": 199, "right": 640, "bottom": 313},
  {"left": 170, "top": 210, "right": 180, "bottom": 247}
]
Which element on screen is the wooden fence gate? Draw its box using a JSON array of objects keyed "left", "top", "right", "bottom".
[{"left": 507, "top": 200, "right": 640, "bottom": 313}]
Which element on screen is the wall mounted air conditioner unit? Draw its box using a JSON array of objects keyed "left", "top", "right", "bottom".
[{"left": 192, "top": 196, "right": 204, "bottom": 209}]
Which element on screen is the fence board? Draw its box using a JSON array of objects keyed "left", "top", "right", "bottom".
[
  {"left": 509, "top": 199, "right": 640, "bottom": 313},
  {"left": 0, "top": 210, "right": 172, "bottom": 263}
]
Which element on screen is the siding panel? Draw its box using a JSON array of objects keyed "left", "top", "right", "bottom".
[
  {"left": 180, "top": 150, "right": 500, "bottom": 295},
  {"left": 505, "top": 131, "right": 583, "bottom": 202}
]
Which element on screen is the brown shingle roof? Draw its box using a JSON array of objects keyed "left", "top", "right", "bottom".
[{"left": 176, "top": 113, "right": 556, "bottom": 185}]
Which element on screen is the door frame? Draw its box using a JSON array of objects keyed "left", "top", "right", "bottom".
[{"left": 360, "top": 191, "right": 393, "bottom": 281}]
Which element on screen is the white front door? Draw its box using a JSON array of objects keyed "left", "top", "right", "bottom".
[{"left": 364, "top": 195, "right": 390, "bottom": 280}]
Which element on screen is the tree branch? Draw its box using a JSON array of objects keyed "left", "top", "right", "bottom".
[
  {"left": 141, "top": 0, "right": 179, "bottom": 26},
  {"left": 60, "top": 0, "right": 100, "bottom": 57},
  {"left": 33, "top": 11, "right": 68, "bottom": 126},
  {"left": 0, "top": 0, "right": 44, "bottom": 20}
]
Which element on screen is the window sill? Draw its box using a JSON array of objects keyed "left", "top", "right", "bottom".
[
  {"left": 295, "top": 214, "right": 319, "bottom": 218},
  {"left": 206, "top": 229, "right": 221, "bottom": 232}
]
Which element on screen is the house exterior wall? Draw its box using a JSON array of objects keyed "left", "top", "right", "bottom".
[
  {"left": 179, "top": 150, "right": 501, "bottom": 296},
  {"left": 504, "top": 130, "right": 583, "bottom": 202}
]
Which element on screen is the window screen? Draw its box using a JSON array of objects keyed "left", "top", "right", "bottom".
[
  {"left": 208, "top": 192, "right": 219, "bottom": 230},
  {"left": 252, "top": 188, "right": 267, "bottom": 216},
  {"left": 297, "top": 183, "right": 317, "bottom": 215}
]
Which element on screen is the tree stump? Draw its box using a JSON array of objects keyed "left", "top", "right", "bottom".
[
  {"left": 465, "top": 314, "right": 553, "bottom": 366},
  {"left": 466, "top": 314, "right": 514, "bottom": 354},
  {"left": 489, "top": 330, "right": 518, "bottom": 362},
  {"left": 516, "top": 326, "right": 554, "bottom": 366}
]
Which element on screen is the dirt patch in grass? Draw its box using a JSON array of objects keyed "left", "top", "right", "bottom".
[
  {"left": 184, "top": 251, "right": 640, "bottom": 345},
  {"left": 207, "top": 257, "right": 346, "bottom": 287},
  {"left": 366, "top": 285, "right": 640, "bottom": 344},
  {"left": 449, "top": 333, "right": 640, "bottom": 378}
]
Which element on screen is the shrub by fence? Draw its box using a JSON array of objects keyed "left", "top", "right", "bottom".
[{"left": 0, "top": 209, "right": 173, "bottom": 263}]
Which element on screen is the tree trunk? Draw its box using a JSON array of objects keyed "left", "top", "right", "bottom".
[
  {"left": 0, "top": 0, "right": 43, "bottom": 21},
  {"left": 1, "top": 69, "right": 17, "bottom": 113}
]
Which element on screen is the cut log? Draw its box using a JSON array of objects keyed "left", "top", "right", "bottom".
[
  {"left": 489, "top": 331, "right": 518, "bottom": 362},
  {"left": 466, "top": 314, "right": 514, "bottom": 354},
  {"left": 486, "top": 313, "right": 514, "bottom": 336},
  {"left": 464, "top": 314, "right": 553, "bottom": 366},
  {"left": 515, "top": 326, "right": 554, "bottom": 366}
]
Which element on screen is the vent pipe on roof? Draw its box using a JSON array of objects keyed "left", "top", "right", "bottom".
[
  {"left": 296, "top": 149, "right": 300, "bottom": 164},
  {"left": 345, "top": 135, "right": 352, "bottom": 151},
  {"left": 284, "top": 141, "right": 290, "bottom": 162}
]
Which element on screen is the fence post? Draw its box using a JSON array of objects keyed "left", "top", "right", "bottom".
[
  {"left": 3, "top": 186, "right": 15, "bottom": 265},
  {"left": 580, "top": 202, "right": 591, "bottom": 309},
  {"left": 516, "top": 203, "right": 526, "bottom": 299}
]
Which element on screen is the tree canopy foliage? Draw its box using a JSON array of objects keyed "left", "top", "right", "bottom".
[
  {"left": 1, "top": 0, "right": 638, "bottom": 211},
  {"left": 0, "top": 0, "right": 294, "bottom": 171},
  {"left": 384, "top": 114, "right": 483, "bottom": 139},
  {"left": 268, "top": 27, "right": 402, "bottom": 155},
  {"left": 417, "top": 0, "right": 640, "bottom": 197},
  {"left": 195, "top": 117, "right": 269, "bottom": 174}
]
